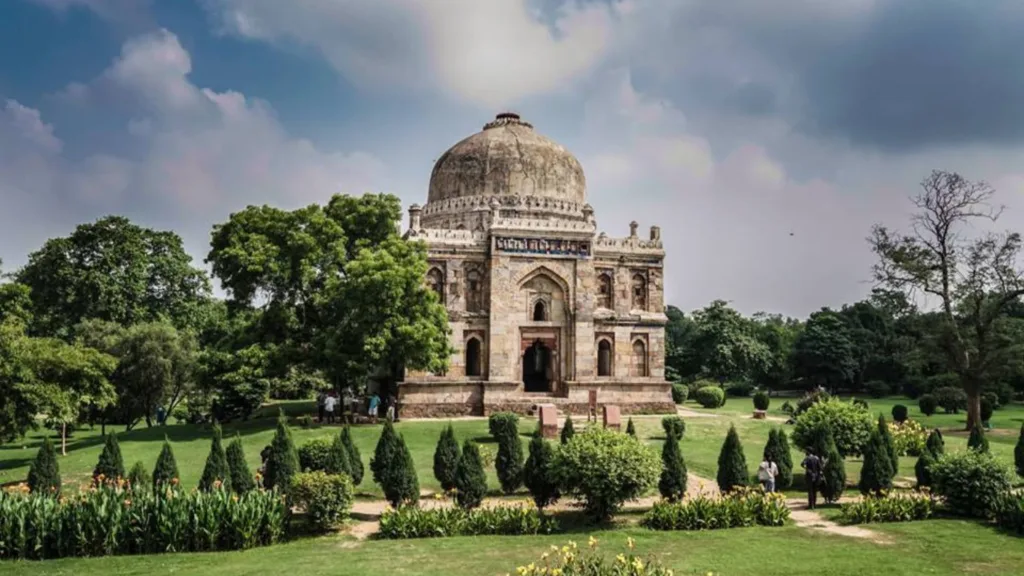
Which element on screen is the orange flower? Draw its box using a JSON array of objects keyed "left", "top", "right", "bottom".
[
  {"left": 213, "top": 479, "right": 223, "bottom": 490},
  {"left": 171, "top": 478, "right": 180, "bottom": 486}
]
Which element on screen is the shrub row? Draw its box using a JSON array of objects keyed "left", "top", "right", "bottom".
[
  {"left": 993, "top": 491, "right": 1024, "bottom": 536},
  {"left": 0, "top": 484, "right": 287, "bottom": 560},
  {"left": 641, "top": 489, "right": 790, "bottom": 530},
  {"left": 377, "top": 502, "right": 556, "bottom": 539},
  {"left": 838, "top": 492, "right": 934, "bottom": 524}
]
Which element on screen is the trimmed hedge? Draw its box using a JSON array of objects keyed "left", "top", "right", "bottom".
[
  {"left": 642, "top": 489, "right": 790, "bottom": 530},
  {"left": 289, "top": 471, "right": 354, "bottom": 532},
  {"left": 838, "top": 492, "right": 934, "bottom": 524},
  {"left": 694, "top": 386, "right": 725, "bottom": 409},
  {"left": 931, "top": 450, "right": 1013, "bottom": 518},
  {"left": 671, "top": 384, "right": 688, "bottom": 404},
  {"left": 378, "top": 504, "right": 556, "bottom": 539}
]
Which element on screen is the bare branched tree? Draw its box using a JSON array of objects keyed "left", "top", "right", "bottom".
[{"left": 869, "top": 170, "right": 1024, "bottom": 429}]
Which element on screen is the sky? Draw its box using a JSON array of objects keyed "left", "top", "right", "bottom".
[{"left": 3, "top": 0, "right": 1024, "bottom": 318}]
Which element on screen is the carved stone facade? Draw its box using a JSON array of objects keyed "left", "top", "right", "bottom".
[{"left": 401, "top": 113, "right": 673, "bottom": 417}]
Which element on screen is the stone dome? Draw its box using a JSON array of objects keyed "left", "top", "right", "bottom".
[{"left": 427, "top": 113, "right": 586, "bottom": 206}]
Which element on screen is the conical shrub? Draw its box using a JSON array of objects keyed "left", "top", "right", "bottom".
[
  {"left": 661, "top": 416, "right": 685, "bottom": 441},
  {"left": 342, "top": 426, "right": 364, "bottom": 486},
  {"left": 199, "top": 422, "right": 232, "bottom": 491},
  {"left": 93, "top": 432, "right": 125, "bottom": 482},
  {"left": 523, "top": 431, "right": 559, "bottom": 509},
  {"left": 859, "top": 429, "right": 894, "bottom": 496},
  {"left": 327, "top": 433, "right": 353, "bottom": 477},
  {"left": 926, "top": 429, "right": 945, "bottom": 457},
  {"left": 433, "top": 424, "right": 461, "bottom": 492},
  {"left": 967, "top": 423, "right": 989, "bottom": 453},
  {"left": 372, "top": 421, "right": 419, "bottom": 506},
  {"left": 1015, "top": 423, "right": 1024, "bottom": 478},
  {"left": 153, "top": 437, "right": 179, "bottom": 489},
  {"left": 626, "top": 418, "right": 637, "bottom": 438},
  {"left": 914, "top": 449, "right": 936, "bottom": 488},
  {"left": 128, "top": 461, "right": 150, "bottom": 490},
  {"left": 226, "top": 434, "right": 256, "bottom": 494},
  {"left": 877, "top": 414, "right": 898, "bottom": 477},
  {"left": 560, "top": 415, "right": 575, "bottom": 445},
  {"left": 659, "top": 432, "right": 688, "bottom": 501},
  {"left": 27, "top": 436, "right": 60, "bottom": 495},
  {"left": 716, "top": 425, "right": 749, "bottom": 492},
  {"left": 762, "top": 428, "right": 794, "bottom": 489},
  {"left": 454, "top": 440, "right": 488, "bottom": 509},
  {"left": 264, "top": 410, "right": 299, "bottom": 491},
  {"left": 371, "top": 420, "right": 401, "bottom": 486},
  {"left": 496, "top": 425, "right": 524, "bottom": 494},
  {"left": 812, "top": 425, "right": 846, "bottom": 503}
]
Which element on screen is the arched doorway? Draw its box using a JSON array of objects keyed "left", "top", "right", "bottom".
[
  {"left": 533, "top": 300, "right": 547, "bottom": 321},
  {"left": 597, "top": 340, "right": 612, "bottom": 376},
  {"left": 465, "top": 338, "right": 482, "bottom": 377},
  {"left": 522, "top": 339, "right": 552, "bottom": 392}
]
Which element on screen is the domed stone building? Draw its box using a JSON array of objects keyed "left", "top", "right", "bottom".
[{"left": 399, "top": 113, "right": 673, "bottom": 417}]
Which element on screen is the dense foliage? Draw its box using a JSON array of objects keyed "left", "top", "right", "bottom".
[
  {"left": 661, "top": 416, "right": 685, "bottom": 441},
  {"left": 371, "top": 420, "right": 419, "bottom": 507},
  {"left": 93, "top": 433, "right": 125, "bottom": 481},
  {"left": 560, "top": 414, "right": 575, "bottom": 444},
  {"left": 289, "top": 471, "right": 354, "bottom": 532},
  {"left": 762, "top": 428, "right": 794, "bottom": 489},
  {"left": 378, "top": 503, "right": 556, "bottom": 539},
  {"left": 918, "top": 394, "right": 938, "bottom": 416},
  {"left": 753, "top": 390, "right": 770, "bottom": 411},
  {"left": 495, "top": 417, "right": 524, "bottom": 494},
  {"left": 453, "top": 441, "right": 488, "bottom": 510},
  {"left": 812, "top": 426, "right": 847, "bottom": 503},
  {"left": 968, "top": 423, "right": 990, "bottom": 453},
  {"left": 892, "top": 404, "right": 908, "bottom": 423},
  {"left": 523, "top": 432, "right": 560, "bottom": 510},
  {"left": 27, "top": 437, "right": 60, "bottom": 495},
  {"left": 341, "top": 426, "right": 364, "bottom": 485},
  {"left": 263, "top": 412, "right": 300, "bottom": 491},
  {"left": 153, "top": 438, "right": 180, "bottom": 489},
  {"left": 199, "top": 422, "right": 231, "bottom": 492},
  {"left": 792, "top": 398, "right": 874, "bottom": 457},
  {"left": 226, "top": 435, "right": 256, "bottom": 494},
  {"left": 931, "top": 451, "right": 1014, "bottom": 518},
  {"left": 432, "top": 424, "right": 461, "bottom": 492},
  {"left": 839, "top": 492, "right": 934, "bottom": 524},
  {"left": 643, "top": 489, "right": 790, "bottom": 530},
  {"left": 694, "top": 385, "right": 726, "bottom": 408},
  {"left": 993, "top": 492, "right": 1024, "bottom": 535},
  {"left": 858, "top": 429, "right": 895, "bottom": 496},
  {"left": 1016, "top": 423, "right": 1024, "bottom": 477},
  {"left": 716, "top": 425, "right": 749, "bottom": 493},
  {"left": 298, "top": 438, "right": 336, "bottom": 472},
  {"left": 658, "top": 431, "right": 688, "bottom": 501},
  {"left": 671, "top": 383, "right": 688, "bottom": 404}
]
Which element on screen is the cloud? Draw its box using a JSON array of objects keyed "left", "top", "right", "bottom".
[
  {"left": 201, "top": 0, "right": 620, "bottom": 108},
  {"left": 0, "top": 29, "right": 386, "bottom": 269}
]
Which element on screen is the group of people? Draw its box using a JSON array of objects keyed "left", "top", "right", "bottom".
[
  {"left": 756, "top": 449, "right": 829, "bottom": 510},
  {"left": 316, "top": 390, "right": 397, "bottom": 425}
]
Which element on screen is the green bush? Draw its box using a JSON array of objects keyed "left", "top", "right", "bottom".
[
  {"left": 27, "top": 437, "right": 60, "bottom": 496},
  {"left": 891, "top": 404, "right": 908, "bottom": 423},
  {"left": 934, "top": 386, "right": 967, "bottom": 414},
  {"left": 626, "top": 418, "right": 637, "bottom": 438},
  {"left": 983, "top": 391, "right": 1001, "bottom": 410},
  {"left": 852, "top": 398, "right": 870, "bottom": 410},
  {"left": 753, "top": 390, "right": 770, "bottom": 411},
  {"left": 226, "top": 434, "right": 256, "bottom": 494},
  {"left": 93, "top": 433, "right": 125, "bottom": 482},
  {"left": 658, "top": 432, "right": 687, "bottom": 502},
  {"left": 889, "top": 419, "right": 928, "bottom": 457},
  {"left": 812, "top": 425, "right": 847, "bottom": 503},
  {"left": 378, "top": 504, "right": 556, "bottom": 539},
  {"left": 726, "top": 382, "right": 754, "bottom": 397},
  {"left": 153, "top": 437, "right": 179, "bottom": 489},
  {"left": 298, "top": 438, "right": 335, "bottom": 472},
  {"left": 263, "top": 411, "right": 300, "bottom": 492},
  {"left": 671, "top": 383, "right": 688, "bottom": 404},
  {"left": 1015, "top": 423, "right": 1024, "bottom": 477},
  {"left": 560, "top": 414, "right": 575, "bottom": 444},
  {"left": 496, "top": 422, "right": 524, "bottom": 494},
  {"left": 914, "top": 450, "right": 936, "bottom": 488},
  {"left": 127, "top": 461, "right": 150, "bottom": 491},
  {"left": 551, "top": 427, "right": 660, "bottom": 521},
  {"left": 858, "top": 429, "right": 894, "bottom": 496},
  {"left": 326, "top": 434, "right": 352, "bottom": 477},
  {"left": 341, "top": 426, "right": 363, "bottom": 486},
  {"left": 931, "top": 450, "right": 1014, "bottom": 518},
  {"left": 993, "top": 491, "right": 1024, "bottom": 535},
  {"left": 454, "top": 441, "right": 488, "bottom": 510},
  {"left": 199, "top": 423, "right": 231, "bottom": 492},
  {"left": 980, "top": 397, "right": 995, "bottom": 423},
  {"left": 488, "top": 412, "right": 519, "bottom": 438},
  {"left": 926, "top": 429, "right": 945, "bottom": 457},
  {"left": 694, "top": 386, "right": 725, "bottom": 409},
  {"left": 864, "top": 381, "right": 890, "bottom": 398},
  {"left": 793, "top": 398, "right": 873, "bottom": 457},
  {"left": 877, "top": 414, "right": 898, "bottom": 476},
  {"left": 642, "top": 489, "right": 790, "bottom": 530},
  {"left": 838, "top": 492, "right": 934, "bottom": 524},
  {"left": 762, "top": 428, "right": 794, "bottom": 489},
  {"left": 289, "top": 471, "right": 353, "bottom": 532},
  {"left": 918, "top": 394, "right": 938, "bottom": 416},
  {"left": 433, "top": 424, "right": 461, "bottom": 492},
  {"left": 795, "top": 389, "right": 831, "bottom": 416},
  {"left": 968, "top": 423, "right": 990, "bottom": 453},
  {"left": 371, "top": 420, "right": 419, "bottom": 507},
  {"left": 523, "top": 432, "right": 560, "bottom": 509},
  {"left": 661, "top": 416, "right": 685, "bottom": 441},
  {"left": 716, "top": 425, "right": 749, "bottom": 493},
  {"left": 0, "top": 484, "right": 287, "bottom": 559}
]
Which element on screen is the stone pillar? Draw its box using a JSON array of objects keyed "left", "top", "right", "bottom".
[
  {"left": 629, "top": 221, "right": 638, "bottom": 238},
  {"left": 408, "top": 204, "right": 422, "bottom": 231},
  {"left": 650, "top": 225, "right": 660, "bottom": 242}
]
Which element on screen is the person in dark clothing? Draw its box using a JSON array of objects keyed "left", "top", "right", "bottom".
[
  {"left": 801, "top": 450, "right": 824, "bottom": 509},
  {"left": 316, "top": 390, "right": 326, "bottom": 423}
]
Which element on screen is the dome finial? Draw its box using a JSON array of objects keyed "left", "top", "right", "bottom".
[{"left": 484, "top": 112, "right": 533, "bottom": 130}]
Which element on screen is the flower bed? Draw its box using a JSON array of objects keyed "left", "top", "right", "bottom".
[
  {"left": 838, "top": 491, "right": 934, "bottom": 524},
  {"left": 512, "top": 537, "right": 674, "bottom": 576},
  {"left": 0, "top": 482, "right": 287, "bottom": 560},
  {"left": 377, "top": 501, "right": 557, "bottom": 539},
  {"left": 641, "top": 488, "right": 790, "bottom": 531}
]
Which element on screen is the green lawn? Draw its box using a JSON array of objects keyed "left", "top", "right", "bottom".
[{"left": 3, "top": 520, "right": 1022, "bottom": 576}]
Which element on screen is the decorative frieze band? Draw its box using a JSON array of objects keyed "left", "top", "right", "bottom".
[{"left": 494, "top": 236, "right": 592, "bottom": 257}]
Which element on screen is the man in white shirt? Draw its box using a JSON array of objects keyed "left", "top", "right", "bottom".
[
  {"left": 324, "top": 392, "right": 338, "bottom": 425},
  {"left": 757, "top": 457, "right": 779, "bottom": 493}
]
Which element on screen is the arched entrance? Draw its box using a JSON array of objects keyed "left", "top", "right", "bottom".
[
  {"left": 465, "top": 337, "right": 482, "bottom": 377},
  {"left": 522, "top": 339, "right": 552, "bottom": 392}
]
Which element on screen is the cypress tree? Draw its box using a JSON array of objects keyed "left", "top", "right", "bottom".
[
  {"left": 523, "top": 431, "right": 559, "bottom": 509},
  {"left": 560, "top": 415, "right": 575, "bottom": 445},
  {"left": 967, "top": 423, "right": 989, "bottom": 453},
  {"left": 226, "top": 434, "right": 256, "bottom": 494},
  {"left": 762, "top": 428, "right": 794, "bottom": 489},
  {"left": 264, "top": 410, "right": 300, "bottom": 491},
  {"left": 199, "top": 422, "right": 232, "bottom": 491},
  {"left": 877, "top": 414, "right": 898, "bottom": 478},
  {"left": 626, "top": 418, "right": 637, "bottom": 438},
  {"left": 371, "top": 420, "right": 401, "bottom": 486},
  {"left": 1014, "top": 423, "right": 1024, "bottom": 477},
  {"left": 659, "top": 432, "right": 688, "bottom": 501},
  {"left": 716, "top": 425, "right": 749, "bottom": 492},
  {"left": 27, "top": 436, "right": 60, "bottom": 495},
  {"left": 914, "top": 449, "right": 936, "bottom": 488},
  {"left": 859, "top": 429, "right": 894, "bottom": 496},
  {"left": 496, "top": 424, "right": 524, "bottom": 494},
  {"left": 342, "top": 426, "right": 364, "bottom": 486},
  {"left": 661, "top": 416, "right": 685, "bottom": 441},
  {"left": 127, "top": 461, "right": 150, "bottom": 490},
  {"left": 454, "top": 440, "right": 488, "bottom": 509},
  {"left": 326, "top": 433, "right": 352, "bottom": 477},
  {"left": 93, "top": 432, "right": 125, "bottom": 482},
  {"left": 926, "top": 429, "right": 945, "bottom": 457},
  {"left": 812, "top": 425, "right": 846, "bottom": 503},
  {"left": 153, "top": 437, "right": 179, "bottom": 489},
  {"left": 372, "top": 421, "right": 419, "bottom": 506},
  {"left": 433, "top": 424, "right": 461, "bottom": 492}
]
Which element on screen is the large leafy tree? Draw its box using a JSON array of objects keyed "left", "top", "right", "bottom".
[
  {"left": 15, "top": 216, "right": 211, "bottom": 337},
  {"left": 687, "top": 300, "right": 769, "bottom": 382},
  {"left": 749, "top": 313, "right": 802, "bottom": 391},
  {"left": 664, "top": 306, "right": 699, "bottom": 381},
  {"left": 790, "top": 308, "right": 858, "bottom": 392},
  {"left": 870, "top": 171, "right": 1024, "bottom": 428}
]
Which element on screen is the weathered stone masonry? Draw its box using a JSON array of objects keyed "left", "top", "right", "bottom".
[{"left": 400, "top": 113, "right": 674, "bottom": 417}]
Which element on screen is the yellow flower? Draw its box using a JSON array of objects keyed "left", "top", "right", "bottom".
[
  {"left": 550, "top": 545, "right": 559, "bottom": 552},
  {"left": 617, "top": 554, "right": 627, "bottom": 564},
  {"left": 627, "top": 536, "right": 636, "bottom": 550},
  {"left": 588, "top": 536, "right": 598, "bottom": 548},
  {"left": 632, "top": 558, "right": 644, "bottom": 570},
  {"left": 569, "top": 541, "right": 577, "bottom": 550},
  {"left": 551, "top": 570, "right": 562, "bottom": 576}
]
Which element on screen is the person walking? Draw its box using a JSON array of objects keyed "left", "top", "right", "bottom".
[
  {"left": 801, "top": 449, "right": 824, "bottom": 509},
  {"left": 385, "top": 393, "right": 397, "bottom": 422},
  {"left": 368, "top": 392, "right": 381, "bottom": 424},
  {"left": 757, "top": 456, "right": 779, "bottom": 493},
  {"left": 316, "top": 390, "right": 326, "bottom": 424},
  {"left": 324, "top": 391, "right": 338, "bottom": 425}
]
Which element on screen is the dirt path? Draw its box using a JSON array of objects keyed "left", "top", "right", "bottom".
[
  {"left": 676, "top": 407, "right": 719, "bottom": 418},
  {"left": 785, "top": 498, "right": 889, "bottom": 543}
]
